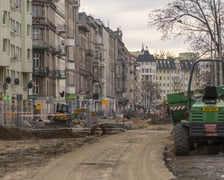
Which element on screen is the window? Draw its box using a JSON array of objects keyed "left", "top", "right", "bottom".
[
  {"left": 32, "top": 27, "right": 42, "bottom": 40},
  {"left": 3, "top": 39, "right": 8, "bottom": 52},
  {"left": 33, "top": 80, "right": 40, "bottom": 95},
  {"left": 32, "top": 5, "right": 43, "bottom": 17},
  {"left": 15, "top": 0, "right": 21, "bottom": 10},
  {"left": 15, "top": 21, "right": 20, "bottom": 34},
  {"left": 10, "top": 19, "right": 15, "bottom": 32},
  {"left": 27, "top": 24, "right": 31, "bottom": 36},
  {"left": 27, "top": 49, "right": 31, "bottom": 60},
  {"left": 11, "top": 70, "right": 15, "bottom": 81},
  {"left": 10, "top": 44, "right": 15, "bottom": 58},
  {"left": 27, "top": 0, "right": 31, "bottom": 12},
  {"left": 16, "top": 47, "right": 20, "bottom": 59},
  {"left": 10, "top": 19, "right": 20, "bottom": 34},
  {"left": 33, "top": 53, "right": 40, "bottom": 67},
  {"left": 3, "top": 11, "right": 7, "bottom": 25}
]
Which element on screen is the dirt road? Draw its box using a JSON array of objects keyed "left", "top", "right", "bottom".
[
  {"left": 10, "top": 124, "right": 174, "bottom": 180},
  {"left": 3, "top": 118, "right": 224, "bottom": 179}
]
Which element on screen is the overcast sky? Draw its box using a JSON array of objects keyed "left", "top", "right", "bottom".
[{"left": 80, "top": 0, "right": 191, "bottom": 55}]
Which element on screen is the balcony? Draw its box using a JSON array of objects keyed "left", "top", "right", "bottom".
[
  {"left": 85, "top": 49, "right": 94, "bottom": 57},
  {"left": 52, "top": 45, "right": 65, "bottom": 56},
  {"left": 68, "top": 0, "right": 80, "bottom": 7},
  {"left": 33, "top": 40, "right": 48, "bottom": 50},
  {"left": 53, "top": 70, "right": 66, "bottom": 79},
  {"left": 33, "top": 67, "right": 49, "bottom": 77},
  {"left": 79, "top": 69, "right": 91, "bottom": 77},
  {"left": 57, "top": 24, "right": 66, "bottom": 34}
]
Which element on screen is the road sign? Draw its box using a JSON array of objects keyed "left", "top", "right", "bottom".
[
  {"left": 35, "top": 104, "right": 42, "bottom": 110},
  {"left": 28, "top": 95, "right": 37, "bottom": 100},
  {"left": 4, "top": 94, "right": 11, "bottom": 102},
  {"left": 102, "top": 99, "right": 108, "bottom": 105}
]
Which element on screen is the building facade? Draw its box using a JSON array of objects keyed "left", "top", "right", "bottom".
[
  {"left": 136, "top": 47, "right": 157, "bottom": 109},
  {"left": 0, "top": 0, "right": 200, "bottom": 122},
  {"left": 0, "top": 0, "right": 32, "bottom": 100}
]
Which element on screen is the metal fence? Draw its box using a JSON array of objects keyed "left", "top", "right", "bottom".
[{"left": 0, "top": 100, "right": 33, "bottom": 127}]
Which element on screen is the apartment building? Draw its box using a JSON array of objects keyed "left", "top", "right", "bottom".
[
  {"left": 0, "top": 1, "right": 32, "bottom": 101},
  {"left": 112, "top": 28, "right": 129, "bottom": 113},
  {"left": 64, "top": 0, "right": 79, "bottom": 106},
  {"left": 156, "top": 58, "right": 176, "bottom": 101},
  {"left": 123, "top": 50, "right": 138, "bottom": 110},
  {"left": 77, "top": 12, "right": 103, "bottom": 111},
  {"left": 103, "top": 26, "right": 116, "bottom": 112},
  {"left": 135, "top": 47, "right": 201, "bottom": 108},
  {"left": 136, "top": 47, "right": 157, "bottom": 109},
  {"left": 32, "top": 0, "right": 66, "bottom": 106},
  {"left": 31, "top": 0, "right": 79, "bottom": 114},
  {"left": 78, "top": 13, "right": 126, "bottom": 114}
]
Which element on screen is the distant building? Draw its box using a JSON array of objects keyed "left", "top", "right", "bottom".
[
  {"left": 135, "top": 48, "right": 199, "bottom": 108},
  {"left": 156, "top": 58, "right": 176, "bottom": 101},
  {"left": 136, "top": 47, "right": 157, "bottom": 108}
]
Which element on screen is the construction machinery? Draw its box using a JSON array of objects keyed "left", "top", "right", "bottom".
[
  {"left": 167, "top": 59, "right": 224, "bottom": 155},
  {"left": 49, "top": 103, "right": 96, "bottom": 124}
]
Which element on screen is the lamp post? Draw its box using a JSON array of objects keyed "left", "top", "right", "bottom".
[
  {"left": 27, "top": 81, "right": 33, "bottom": 117},
  {"left": 3, "top": 77, "right": 11, "bottom": 126},
  {"left": 3, "top": 83, "right": 8, "bottom": 125}
]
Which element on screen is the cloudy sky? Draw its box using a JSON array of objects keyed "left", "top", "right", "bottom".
[{"left": 80, "top": 0, "right": 190, "bottom": 55}]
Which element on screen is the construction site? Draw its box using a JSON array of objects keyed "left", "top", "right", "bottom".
[{"left": 0, "top": 110, "right": 224, "bottom": 179}]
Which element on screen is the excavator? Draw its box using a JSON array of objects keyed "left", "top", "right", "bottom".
[{"left": 49, "top": 103, "right": 96, "bottom": 125}]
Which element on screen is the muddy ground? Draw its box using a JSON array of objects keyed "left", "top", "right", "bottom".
[
  {"left": 164, "top": 130, "right": 224, "bottom": 180},
  {"left": 1, "top": 117, "right": 224, "bottom": 180}
]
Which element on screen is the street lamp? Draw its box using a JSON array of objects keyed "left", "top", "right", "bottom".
[{"left": 3, "top": 77, "right": 11, "bottom": 125}]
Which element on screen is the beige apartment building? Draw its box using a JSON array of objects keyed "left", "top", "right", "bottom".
[
  {"left": 0, "top": 0, "right": 33, "bottom": 125},
  {"left": 77, "top": 12, "right": 105, "bottom": 112},
  {"left": 78, "top": 13, "right": 127, "bottom": 116},
  {"left": 123, "top": 49, "right": 138, "bottom": 110},
  {"left": 0, "top": 0, "right": 32, "bottom": 98}
]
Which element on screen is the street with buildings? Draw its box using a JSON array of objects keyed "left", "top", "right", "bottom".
[
  {"left": 2, "top": 1, "right": 224, "bottom": 180},
  {"left": 0, "top": 0, "right": 200, "bottom": 126}
]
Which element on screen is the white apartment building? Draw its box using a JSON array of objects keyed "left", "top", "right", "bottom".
[{"left": 136, "top": 47, "right": 157, "bottom": 109}]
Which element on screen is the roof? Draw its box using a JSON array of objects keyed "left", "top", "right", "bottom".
[
  {"left": 136, "top": 49, "right": 156, "bottom": 62},
  {"left": 157, "top": 58, "right": 176, "bottom": 69},
  {"left": 179, "top": 59, "right": 195, "bottom": 70}
]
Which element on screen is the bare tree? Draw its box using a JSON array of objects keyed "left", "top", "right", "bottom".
[
  {"left": 154, "top": 50, "right": 176, "bottom": 59},
  {"left": 141, "top": 79, "right": 162, "bottom": 107},
  {"left": 148, "top": 0, "right": 224, "bottom": 57}
]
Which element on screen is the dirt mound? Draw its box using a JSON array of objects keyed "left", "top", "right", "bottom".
[
  {"left": 0, "top": 126, "right": 87, "bottom": 140},
  {"left": 0, "top": 126, "right": 34, "bottom": 140},
  {"left": 31, "top": 129, "right": 85, "bottom": 139}
]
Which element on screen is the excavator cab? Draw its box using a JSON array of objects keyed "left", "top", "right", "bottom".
[
  {"left": 56, "top": 103, "right": 70, "bottom": 114},
  {"left": 52, "top": 103, "right": 71, "bottom": 123}
]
